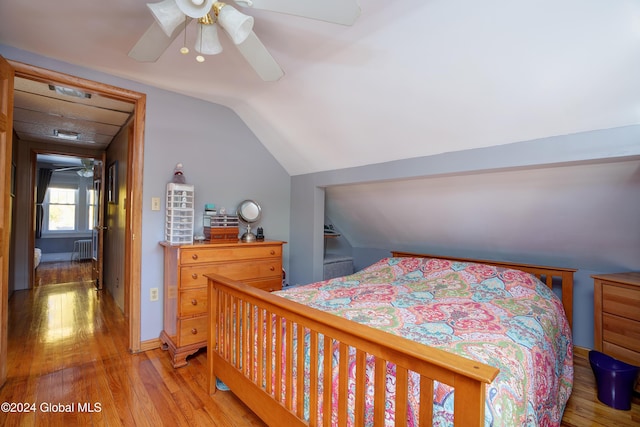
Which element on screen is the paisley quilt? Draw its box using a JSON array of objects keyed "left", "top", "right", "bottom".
[{"left": 272, "top": 257, "right": 573, "bottom": 426}]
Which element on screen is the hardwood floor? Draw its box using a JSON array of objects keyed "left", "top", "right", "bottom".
[
  {"left": 1, "top": 276, "right": 265, "bottom": 426},
  {"left": 34, "top": 261, "right": 92, "bottom": 286},
  {"left": 1, "top": 267, "right": 638, "bottom": 426},
  {"left": 563, "top": 348, "right": 640, "bottom": 426}
]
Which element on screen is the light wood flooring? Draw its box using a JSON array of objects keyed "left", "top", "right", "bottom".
[
  {"left": 1, "top": 263, "right": 638, "bottom": 426},
  {"left": 34, "top": 260, "right": 92, "bottom": 286}
]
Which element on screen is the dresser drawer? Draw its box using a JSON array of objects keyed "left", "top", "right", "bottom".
[
  {"left": 181, "top": 259, "right": 281, "bottom": 288},
  {"left": 179, "top": 288, "right": 208, "bottom": 317},
  {"left": 180, "top": 244, "right": 282, "bottom": 265},
  {"left": 178, "top": 316, "right": 208, "bottom": 347},
  {"left": 602, "top": 341, "right": 640, "bottom": 366},
  {"left": 602, "top": 283, "right": 640, "bottom": 322},
  {"left": 180, "top": 266, "right": 211, "bottom": 288},
  {"left": 602, "top": 313, "right": 640, "bottom": 353}
]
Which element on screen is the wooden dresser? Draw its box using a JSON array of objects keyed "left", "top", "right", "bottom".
[
  {"left": 160, "top": 240, "right": 285, "bottom": 367},
  {"left": 593, "top": 272, "right": 640, "bottom": 392}
]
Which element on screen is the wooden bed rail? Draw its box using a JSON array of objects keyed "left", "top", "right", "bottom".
[
  {"left": 391, "top": 252, "right": 577, "bottom": 329},
  {"left": 207, "top": 273, "right": 499, "bottom": 427}
]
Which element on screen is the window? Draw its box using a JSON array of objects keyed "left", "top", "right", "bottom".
[
  {"left": 42, "top": 171, "right": 94, "bottom": 236},
  {"left": 46, "top": 187, "right": 77, "bottom": 231}
]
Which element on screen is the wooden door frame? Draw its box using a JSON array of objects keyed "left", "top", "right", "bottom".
[
  {"left": 8, "top": 60, "right": 145, "bottom": 353},
  {"left": 0, "top": 56, "right": 15, "bottom": 387}
]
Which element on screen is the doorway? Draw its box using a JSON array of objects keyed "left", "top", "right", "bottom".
[
  {"left": 3, "top": 60, "right": 146, "bottom": 371},
  {"left": 34, "top": 153, "right": 100, "bottom": 288}
]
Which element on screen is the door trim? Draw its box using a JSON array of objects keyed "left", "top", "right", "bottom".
[
  {"left": 0, "top": 55, "right": 15, "bottom": 387},
  {"left": 9, "top": 60, "right": 145, "bottom": 353}
]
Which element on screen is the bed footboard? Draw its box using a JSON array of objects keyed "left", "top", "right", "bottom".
[{"left": 207, "top": 274, "right": 499, "bottom": 427}]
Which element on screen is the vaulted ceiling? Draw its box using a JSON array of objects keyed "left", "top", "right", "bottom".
[{"left": 0, "top": 1, "right": 638, "bottom": 175}]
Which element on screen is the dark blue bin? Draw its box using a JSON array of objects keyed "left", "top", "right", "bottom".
[{"left": 589, "top": 350, "right": 639, "bottom": 410}]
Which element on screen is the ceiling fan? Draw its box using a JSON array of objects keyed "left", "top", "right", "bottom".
[
  {"left": 128, "top": 0, "right": 361, "bottom": 81},
  {"left": 54, "top": 158, "right": 95, "bottom": 178}
]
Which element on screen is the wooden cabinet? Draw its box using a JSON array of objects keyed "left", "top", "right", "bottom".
[
  {"left": 593, "top": 272, "right": 640, "bottom": 391},
  {"left": 160, "top": 240, "right": 285, "bottom": 367}
]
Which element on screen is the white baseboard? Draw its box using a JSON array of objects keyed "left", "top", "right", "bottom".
[{"left": 41, "top": 252, "right": 73, "bottom": 262}]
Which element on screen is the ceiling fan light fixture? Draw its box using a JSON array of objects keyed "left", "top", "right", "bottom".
[
  {"left": 147, "top": 0, "right": 186, "bottom": 37},
  {"left": 214, "top": 2, "right": 254, "bottom": 45},
  {"left": 175, "top": 0, "right": 215, "bottom": 18},
  {"left": 195, "top": 16, "right": 222, "bottom": 55}
]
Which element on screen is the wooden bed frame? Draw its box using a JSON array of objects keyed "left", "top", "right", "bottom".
[{"left": 207, "top": 252, "right": 576, "bottom": 427}]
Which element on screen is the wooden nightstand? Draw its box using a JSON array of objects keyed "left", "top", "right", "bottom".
[{"left": 593, "top": 272, "right": 640, "bottom": 392}]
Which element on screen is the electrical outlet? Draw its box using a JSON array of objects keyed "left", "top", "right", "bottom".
[
  {"left": 150, "top": 287, "right": 159, "bottom": 301},
  {"left": 151, "top": 197, "right": 161, "bottom": 211}
]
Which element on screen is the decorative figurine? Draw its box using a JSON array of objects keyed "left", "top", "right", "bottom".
[{"left": 172, "top": 163, "right": 186, "bottom": 184}]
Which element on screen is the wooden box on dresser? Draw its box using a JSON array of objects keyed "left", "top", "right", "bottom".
[
  {"left": 592, "top": 272, "right": 640, "bottom": 392},
  {"left": 160, "top": 240, "right": 285, "bottom": 368}
]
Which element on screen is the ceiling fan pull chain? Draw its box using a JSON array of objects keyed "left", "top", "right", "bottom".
[{"left": 180, "top": 16, "right": 190, "bottom": 55}]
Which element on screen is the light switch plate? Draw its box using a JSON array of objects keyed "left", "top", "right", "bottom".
[{"left": 151, "top": 197, "right": 161, "bottom": 211}]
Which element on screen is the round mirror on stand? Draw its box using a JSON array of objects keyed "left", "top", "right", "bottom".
[{"left": 237, "top": 199, "right": 262, "bottom": 242}]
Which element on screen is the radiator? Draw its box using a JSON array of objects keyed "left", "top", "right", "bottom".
[{"left": 73, "top": 239, "right": 93, "bottom": 261}]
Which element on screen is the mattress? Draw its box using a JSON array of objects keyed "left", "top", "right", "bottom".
[{"left": 272, "top": 256, "right": 574, "bottom": 426}]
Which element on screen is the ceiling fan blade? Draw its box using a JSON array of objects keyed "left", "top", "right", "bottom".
[
  {"left": 236, "top": 0, "right": 361, "bottom": 26},
  {"left": 236, "top": 31, "right": 285, "bottom": 81},
  {"left": 128, "top": 20, "right": 187, "bottom": 62}
]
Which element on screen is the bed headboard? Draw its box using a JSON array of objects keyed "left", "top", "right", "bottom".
[{"left": 391, "top": 251, "right": 577, "bottom": 330}]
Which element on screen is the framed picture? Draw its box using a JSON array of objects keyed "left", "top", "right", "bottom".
[{"left": 107, "top": 161, "right": 118, "bottom": 204}]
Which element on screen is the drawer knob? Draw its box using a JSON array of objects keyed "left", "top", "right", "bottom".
[
  {"left": 270, "top": 250, "right": 275, "bottom": 255},
  {"left": 191, "top": 273, "right": 198, "bottom": 279},
  {"left": 192, "top": 254, "right": 198, "bottom": 260},
  {"left": 191, "top": 299, "right": 198, "bottom": 306},
  {"left": 270, "top": 266, "right": 275, "bottom": 271},
  {"left": 191, "top": 328, "right": 198, "bottom": 335}
]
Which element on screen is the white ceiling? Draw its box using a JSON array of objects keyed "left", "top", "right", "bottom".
[{"left": 1, "top": 0, "right": 639, "bottom": 175}]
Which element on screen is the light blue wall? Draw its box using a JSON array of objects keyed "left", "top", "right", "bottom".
[
  {"left": 290, "top": 126, "right": 640, "bottom": 349},
  {"left": 140, "top": 88, "right": 291, "bottom": 339},
  {"left": 291, "top": 125, "right": 640, "bottom": 286},
  {"left": 1, "top": 45, "right": 291, "bottom": 342}
]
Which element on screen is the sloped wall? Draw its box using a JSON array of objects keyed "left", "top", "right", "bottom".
[
  {"left": 291, "top": 125, "right": 640, "bottom": 349},
  {"left": 327, "top": 160, "right": 639, "bottom": 271},
  {"left": 325, "top": 159, "right": 640, "bottom": 348}
]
